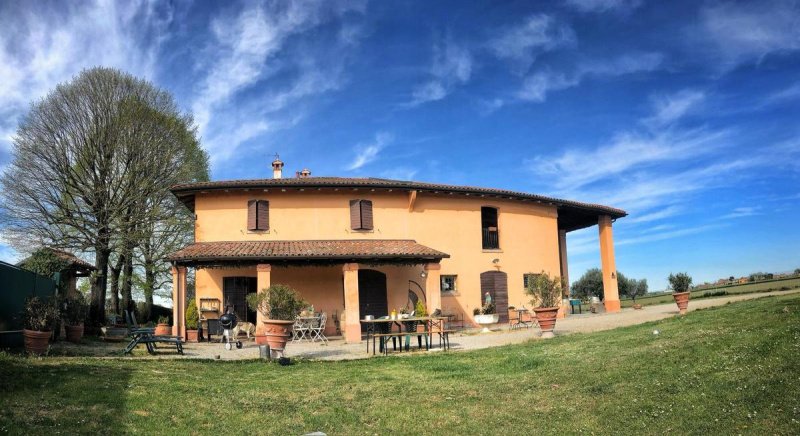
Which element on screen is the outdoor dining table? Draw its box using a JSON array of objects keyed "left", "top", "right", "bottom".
[
  {"left": 512, "top": 308, "right": 533, "bottom": 329},
  {"left": 360, "top": 316, "right": 447, "bottom": 355}
]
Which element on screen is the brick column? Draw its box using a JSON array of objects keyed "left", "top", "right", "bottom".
[
  {"left": 342, "top": 263, "right": 361, "bottom": 343},
  {"left": 598, "top": 215, "right": 621, "bottom": 312},
  {"left": 171, "top": 266, "right": 187, "bottom": 338},
  {"left": 255, "top": 264, "right": 271, "bottom": 334},
  {"left": 424, "top": 263, "right": 442, "bottom": 315}
]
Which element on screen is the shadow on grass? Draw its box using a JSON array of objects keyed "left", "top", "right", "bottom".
[{"left": 0, "top": 355, "right": 131, "bottom": 433}]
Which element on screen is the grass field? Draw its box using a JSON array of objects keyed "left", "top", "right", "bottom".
[
  {"left": 1, "top": 294, "right": 799, "bottom": 435},
  {"left": 620, "top": 277, "right": 800, "bottom": 308}
]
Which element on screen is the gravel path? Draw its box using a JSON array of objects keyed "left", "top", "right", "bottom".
[{"left": 62, "top": 288, "right": 800, "bottom": 361}]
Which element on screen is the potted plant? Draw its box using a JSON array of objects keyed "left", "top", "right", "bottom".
[
  {"left": 524, "top": 271, "right": 563, "bottom": 338},
  {"left": 22, "top": 297, "right": 60, "bottom": 355},
  {"left": 247, "top": 284, "right": 306, "bottom": 350},
  {"left": 473, "top": 295, "right": 498, "bottom": 333},
  {"left": 668, "top": 273, "right": 692, "bottom": 315},
  {"left": 628, "top": 279, "right": 648, "bottom": 310},
  {"left": 185, "top": 298, "right": 199, "bottom": 342},
  {"left": 154, "top": 315, "right": 171, "bottom": 336},
  {"left": 62, "top": 294, "right": 88, "bottom": 343}
]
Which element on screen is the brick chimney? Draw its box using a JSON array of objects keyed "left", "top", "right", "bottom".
[
  {"left": 272, "top": 155, "right": 284, "bottom": 179},
  {"left": 300, "top": 168, "right": 311, "bottom": 178}
]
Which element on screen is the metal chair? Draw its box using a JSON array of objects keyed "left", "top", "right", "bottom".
[
  {"left": 310, "top": 313, "right": 328, "bottom": 344},
  {"left": 292, "top": 317, "right": 309, "bottom": 341}
]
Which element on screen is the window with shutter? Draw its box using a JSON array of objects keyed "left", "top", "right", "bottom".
[
  {"left": 247, "top": 200, "right": 257, "bottom": 231},
  {"left": 256, "top": 200, "right": 269, "bottom": 230},
  {"left": 349, "top": 199, "right": 374, "bottom": 230}
]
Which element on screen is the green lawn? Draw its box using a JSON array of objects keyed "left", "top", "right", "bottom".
[
  {"left": 620, "top": 278, "right": 800, "bottom": 308},
  {"left": 2, "top": 295, "right": 799, "bottom": 435}
]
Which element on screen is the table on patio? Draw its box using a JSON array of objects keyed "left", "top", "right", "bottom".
[
  {"left": 360, "top": 316, "right": 448, "bottom": 355},
  {"left": 510, "top": 308, "right": 533, "bottom": 329}
]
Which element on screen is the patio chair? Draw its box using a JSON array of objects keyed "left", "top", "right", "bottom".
[
  {"left": 309, "top": 313, "right": 328, "bottom": 344},
  {"left": 402, "top": 319, "right": 428, "bottom": 351},
  {"left": 292, "top": 316, "right": 309, "bottom": 341}
]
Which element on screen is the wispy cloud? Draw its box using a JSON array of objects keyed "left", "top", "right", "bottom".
[
  {"left": 617, "top": 223, "right": 724, "bottom": 247},
  {"left": 347, "top": 132, "right": 394, "bottom": 170},
  {"left": 563, "top": 0, "right": 642, "bottom": 14},
  {"left": 644, "top": 89, "right": 706, "bottom": 127},
  {"left": 488, "top": 14, "right": 575, "bottom": 73},
  {"left": 627, "top": 205, "right": 683, "bottom": 224},
  {"left": 721, "top": 206, "right": 761, "bottom": 219},
  {"left": 763, "top": 82, "right": 800, "bottom": 106},
  {"left": 193, "top": 1, "right": 364, "bottom": 163},
  {"left": 408, "top": 36, "right": 472, "bottom": 106},
  {"left": 700, "top": 0, "right": 800, "bottom": 69},
  {"left": 518, "top": 52, "right": 663, "bottom": 102}
]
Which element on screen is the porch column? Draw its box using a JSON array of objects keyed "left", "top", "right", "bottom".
[
  {"left": 171, "top": 266, "right": 187, "bottom": 338},
  {"left": 424, "top": 263, "right": 442, "bottom": 315},
  {"left": 342, "top": 263, "right": 361, "bottom": 343},
  {"left": 598, "top": 215, "right": 621, "bottom": 312},
  {"left": 255, "top": 264, "right": 271, "bottom": 334},
  {"left": 558, "top": 229, "right": 570, "bottom": 296}
]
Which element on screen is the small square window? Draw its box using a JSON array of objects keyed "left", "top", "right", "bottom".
[{"left": 440, "top": 275, "right": 457, "bottom": 294}]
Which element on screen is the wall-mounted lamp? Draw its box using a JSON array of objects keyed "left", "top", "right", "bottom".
[
  {"left": 492, "top": 258, "right": 500, "bottom": 264},
  {"left": 420, "top": 270, "right": 428, "bottom": 278},
  {"left": 611, "top": 271, "right": 616, "bottom": 279}
]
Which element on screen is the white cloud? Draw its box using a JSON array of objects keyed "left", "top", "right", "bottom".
[
  {"left": 488, "top": 14, "right": 575, "bottom": 73},
  {"left": 627, "top": 205, "right": 683, "bottom": 224},
  {"left": 518, "top": 52, "right": 663, "bottom": 102},
  {"left": 408, "top": 37, "right": 472, "bottom": 106},
  {"left": 616, "top": 224, "right": 723, "bottom": 247},
  {"left": 764, "top": 82, "right": 800, "bottom": 106},
  {"left": 644, "top": 89, "right": 706, "bottom": 127},
  {"left": 721, "top": 207, "right": 761, "bottom": 219},
  {"left": 347, "top": 132, "right": 394, "bottom": 170},
  {"left": 700, "top": 0, "right": 800, "bottom": 68},
  {"left": 0, "top": 1, "right": 175, "bottom": 152},
  {"left": 563, "top": 0, "right": 642, "bottom": 14}
]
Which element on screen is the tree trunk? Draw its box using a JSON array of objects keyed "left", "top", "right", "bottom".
[
  {"left": 143, "top": 256, "right": 155, "bottom": 322},
  {"left": 121, "top": 247, "right": 134, "bottom": 315},
  {"left": 109, "top": 255, "right": 124, "bottom": 316},
  {"left": 90, "top": 245, "right": 110, "bottom": 327}
]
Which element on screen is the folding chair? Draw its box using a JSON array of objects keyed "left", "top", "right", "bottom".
[{"left": 310, "top": 313, "right": 328, "bottom": 344}]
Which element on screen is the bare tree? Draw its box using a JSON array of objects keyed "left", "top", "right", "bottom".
[{"left": 0, "top": 67, "right": 207, "bottom": 326}]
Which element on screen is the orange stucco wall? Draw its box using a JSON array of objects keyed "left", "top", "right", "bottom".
[{"left": 192, "top": 190, "right": 562, "bottom": 332}]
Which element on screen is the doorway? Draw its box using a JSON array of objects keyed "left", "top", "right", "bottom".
[
  {"left": 222, "top": 277, "right": 257, "bottom": 324},
  {"left": 480, "top": 271, "right": 509, "bottom": 323},
  {"left": 358, "top": 269, "right": 388, "bottom": 332}
]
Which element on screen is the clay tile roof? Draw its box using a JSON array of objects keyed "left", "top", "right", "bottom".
[{"left": 167, "top": 240, "right": 450, "bottom": 264}]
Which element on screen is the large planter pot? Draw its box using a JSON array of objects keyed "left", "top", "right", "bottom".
[
  {"left": 474, "top": 313, "right": 500, "bottom": 333},
  {"left": 154, "top": 324, "right": 171, "bottom": 336},
  {"left": 23, "top": 329, "right": 51, "bottom": 355},
  {"left": 261, "top": 319, "right": 294, "bottom": 351},
  {"left": 533, "top": 307, "right": 560, "bottom": 339},
  {"left": 65, "top": 324, "right": 84, "bottom": 343},
  {"left": 632, "top": 303, "right": 643, "bottom": 310},
  {"left": 673, "top": 291, "right": 690, "bottom": 315},
  {"left": 186, "top": 329, "right": 199, "bottom": 343}
]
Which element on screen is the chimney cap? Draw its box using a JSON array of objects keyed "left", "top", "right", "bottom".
[{"left": 272, "top": 153, "right": 284, "bottom": 168}]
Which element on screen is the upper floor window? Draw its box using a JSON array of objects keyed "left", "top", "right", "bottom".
[
  {"left": 440, "top": 275, "right": 458, "bottom": 294},
  {"left": 350, "top": 199, "right": 373, "bottom": 230},
  {"left": 481, "top": 206, "right": 499, "bottom": 249},
  {"left": 247, "top": 200, "right": 269, "bottom": 231}
]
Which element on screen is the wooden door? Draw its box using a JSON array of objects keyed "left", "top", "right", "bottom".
[
  {"left": 358, "top": 269, "right": 388, "bottom": 331},
  {"left": 480, "top": 271, "right": 509, "bottom": 323}
]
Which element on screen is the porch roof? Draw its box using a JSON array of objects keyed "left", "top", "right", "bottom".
[{"left": 167, "top": 239, "right": 449, "bottom": 267}]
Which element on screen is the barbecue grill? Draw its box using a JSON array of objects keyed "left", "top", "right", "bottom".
[{"left": 219, "top": 307, "right": 243, "bottom": 351}]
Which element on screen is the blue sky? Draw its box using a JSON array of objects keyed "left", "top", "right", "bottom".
[{"left": 0, "top": 0, "right": 798, "bottom": 290}]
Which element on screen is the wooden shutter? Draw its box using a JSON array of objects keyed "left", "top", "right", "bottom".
[
  {"left": 247, "top": 200, "right": 257, "bottom": 231},
  {"left": 360, "top": 200, "right": 373, "bottom": 230},
  {"left": 256, "top": 200, "right": 269, "bottom": 230},
  {"left": 350, "top": 199, "right": 361, "bottom": 230}
]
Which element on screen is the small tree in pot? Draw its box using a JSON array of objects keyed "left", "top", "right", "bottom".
[
  {"left": 247, "top": 284, "right": 306, "bottom": 350},
  {"left": 668, "top": 272, "right": 692, "bottom": 315},
  {"left": 524, "top": 271, "right": 563, "bottom": 338},
  {"left": 62, "top": 294, "right": 88, "bottom": 343},
  {"left": 473, "top": 293, "right": 498, "bottom": 333},
  {"left": 155, "top": 315, "right": 171, "bottom": 336},
  {"left": 22, "top": 297, "right": 60, "bottom": 355},
  {"left": 185, "top": 298, "right": 199, "bottom": 342},
  {"left": 627, "top": 279, "right": 648, "bottom": 310}
]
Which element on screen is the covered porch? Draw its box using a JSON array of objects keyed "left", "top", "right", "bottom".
[{"left": 168, "top": 240, "right": 449, "bottom": 343}]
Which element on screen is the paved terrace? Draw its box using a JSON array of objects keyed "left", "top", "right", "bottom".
[{"left": 54, "top": 289, "right": 800, "bottom": 360}]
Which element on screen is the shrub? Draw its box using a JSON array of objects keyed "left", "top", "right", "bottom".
[
  {"left": 185, "top": 298, "right": 199, "bottom": 330},
  {"left": 668, "top": 272, "right": 692, "bottom": 293},
  {"left": 62, "top": 294, "right": 88, "bottom": 326},
  {"left": 158, "top": 315, "right": 170, "bottom": 325},
  {"left": 525, "top": 271, "right": 563, "bottom": 308},
  {"left": 247, "top": 284, "right": 306, "bottom": 320},
  {"left": 414, "top": 299, "right": 427, "bottom": 318},
  {"left": 23, "top": 297, "right": 60, "bottom": 331}
]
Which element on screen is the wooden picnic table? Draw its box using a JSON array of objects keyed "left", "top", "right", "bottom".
[{"left": 360, "top": 316, "right": 448, "bottom": 355}]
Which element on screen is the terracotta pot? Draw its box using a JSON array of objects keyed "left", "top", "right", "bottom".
[
  {"left": 154, "top": 323, "right": 171, "bottom": 336},
  {"left": 673, "top": 291, "right": 690, "bottom": 315},
  {"left": 186, "top": 329, "right": 198, "bottom": 342},
  {"left": 255, "top": 335, "right": 269, "bottom": 346},
  {"left": 632, "top": 304, "right": 643, "bottom": 310},
  {"left": 65, "top": 324, "right": 84, "bottom": 343},
  {"left": 23, "top": 329, "right": 51, "bottom": 355},
  {"left": 261, "top": 319, "right": 294, "bottom": 351},
  {"left": 533, "top": 307, "right": 560, "bottom": 339}
]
